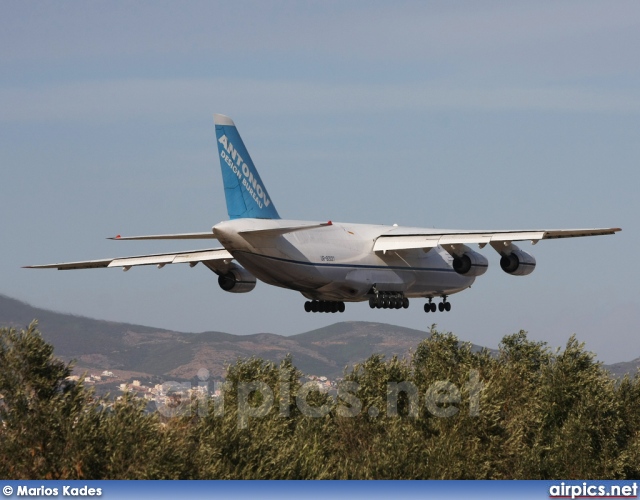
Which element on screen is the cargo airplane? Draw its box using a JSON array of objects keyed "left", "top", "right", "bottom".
[{"left": 27, "top": 114, "right": 621, "bottom": 314}]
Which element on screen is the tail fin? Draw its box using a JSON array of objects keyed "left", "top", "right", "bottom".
[{"left": 214, "top": 114, "right": 280, "bottom": 220}]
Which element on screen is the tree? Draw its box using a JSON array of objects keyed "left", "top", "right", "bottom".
[
  {"left": 2, "top": 322, "right": 639, "bottom": 479},
  {"left": 0, "top": 321, "right": 91, "bottom": 477}
]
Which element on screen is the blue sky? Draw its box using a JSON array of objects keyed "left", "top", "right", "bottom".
[{"left": 1, "top": 1, "right": 638, "bottom": 363}]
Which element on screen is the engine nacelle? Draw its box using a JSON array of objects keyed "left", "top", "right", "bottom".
[
  {"left": 452, "top": 250, "right": 489, "bottom": 277},
  {"left": 500, "top": 248, "right": 536, "bottom": 276},
  {"left": 217, "top": 265, "right": 257, "bottom": 293}
]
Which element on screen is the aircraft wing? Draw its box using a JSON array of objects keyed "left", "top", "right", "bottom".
[
  {"left": 24, "top": 248, "right": 234, "bottom": 271},
  {"left": 373, "top": 227, "right": 621, "bottom": 253}
]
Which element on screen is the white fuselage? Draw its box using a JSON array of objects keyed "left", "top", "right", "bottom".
[{"left": 213, "top": 219, "right": 473, "bottom": 302}]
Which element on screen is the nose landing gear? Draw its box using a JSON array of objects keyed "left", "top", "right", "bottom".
[{"left": 424, "top": 296, "right": 451, "bottom": 313}]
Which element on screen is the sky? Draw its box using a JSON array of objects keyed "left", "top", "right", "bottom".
[{"left": 1, "top": 1, "right": 638, "bottom": 363}]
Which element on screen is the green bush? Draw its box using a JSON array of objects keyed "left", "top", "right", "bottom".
[{"left": 1, "top": 322, "right": 639, "bottom": 479}]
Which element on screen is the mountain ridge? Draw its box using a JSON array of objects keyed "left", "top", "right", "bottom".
[{"left": 1, "top": 294, "right": 637, "bottom": 380}]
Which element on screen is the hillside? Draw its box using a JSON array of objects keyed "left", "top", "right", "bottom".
[
  {"left": 606, "top": 358, "right": 640, "bottom": 378},
  {"left": 1, "top": 294, "right": 636, "bottom": 381},
  {"left": 0, "top": 294, "right": 438, "bottom": 380}
]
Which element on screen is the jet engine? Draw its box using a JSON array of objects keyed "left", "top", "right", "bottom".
[
  {"left": 499, "top": 246, "right": 536, "bottom": 276},
  {"left": 217, "top": 264, "right": 257, "bottom": 293},
  {"left": 452, "top": 250, "right": 489, "bottom": 277}
]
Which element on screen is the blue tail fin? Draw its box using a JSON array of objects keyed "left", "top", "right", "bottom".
[{"left": 214, "top": 114, "right": 280, "bottom": 220}]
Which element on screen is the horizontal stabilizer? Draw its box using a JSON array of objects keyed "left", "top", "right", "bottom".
[
  {"left": 108, "top": 232, "right": 217, "bottom": 241},
  {"left": 238, "top": 221, "right": 333, "bottom": 237}
]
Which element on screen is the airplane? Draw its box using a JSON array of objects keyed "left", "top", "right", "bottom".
[{"left": 26, "top": 114, "right": 621, "bottom": 314}]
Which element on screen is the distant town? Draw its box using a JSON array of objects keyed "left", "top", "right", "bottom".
[{"left": 66, "top": 370, "right": 340, "bottom": 410}]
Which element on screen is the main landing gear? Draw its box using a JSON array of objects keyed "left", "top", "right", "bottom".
[
  {"left": 368, "top": 292, "right": 409, "bottom": 310},
  {"left": 424, "top": 297, "right": 451, "bottom": 313},
  {"left": 304, "top": 300, "right": 346, "bottom": 313}
]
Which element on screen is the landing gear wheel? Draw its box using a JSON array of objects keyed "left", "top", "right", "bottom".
[
  {"left": 304, "top": 301, "right": 312, "bottom": 312},
  {"left": 444, "top": 302, "right": 451, "bottom": 312},
  {"left": 424, "top": 303, "right": 430, "bottom": 313},
  {"left": 430, "top": 302, "right": 437, "bottom": 313},
  {"left": 438, "top": 302, "right": 445, "bottom": 312},
  {"left": 403, "top": 297, "right": 409, "bottom": 309},
  {"left": 369, "top": 297, "right": 376, "bottom": 308},
  {"left": 338, "top": 302, "right": 345, "bottom": 313},
  {"left": 311, "top": 301, "right": 319, "bottom": 313}
]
